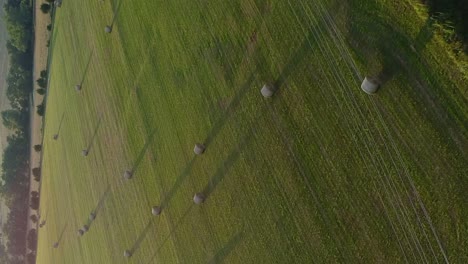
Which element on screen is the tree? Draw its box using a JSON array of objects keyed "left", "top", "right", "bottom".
[
  {"left": 36, "top": 77, "right": 47, "bottom": 88},
  {"left": 40, "top": 3, "right": 51, "bottom": 14},
  {"left": 36, "top": 88, "right": 46, "bottom": 95},
  {"left": 1, "top": 109, "right": 23, "bottom": 130},
  {"left": 30, "top": 214, "right": 38, "bottom": 223},
  {"left": 36, "top": 103, "right": 45, "bottom": 116},
  {"left": 32, "top": 168, "right": 41, "bottom": 179},
  {"left": 27, "top": 229, "right": 37, "bottom": 251},
  {"left": 33, "top": 144, "right": 42, "bottom": 152},
  {"left": 30, "top": 196, "right": 39, "bottom": 210}
]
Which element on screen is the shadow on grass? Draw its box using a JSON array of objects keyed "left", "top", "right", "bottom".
[
  {"left": 55, "top": 112, "right": 65, "bottom": 135},
  {"left": 85, "top": 115, "right": 103, "bottom": 152},
  {"left": 110, "top": 0, "right": 124, "bottom": 28},
  {"left": 79, "top": 51, "right": 94, "bottom": 86},
  {"left": 55, "top": 223, "right": 68, "bottom": 246},
  {"left": 160, "top": 157, "right": 196, "bottom": 208},
  {"left": 203, "top": 73, "right": 255, "bottom": 148},
  {"left": 345, "top": 5, "right": 434, "bottom": 86},
  {"left": 272, "top": 17, "right": 326, "bottom": 90},
  {"left": 131, "top": 130, "right": 157, "bottom": 174},
  {"left": 129, "top": 219, "right": 154, "bottom": 256},
  {"left": 208, "top": 229, "right": 244, "bottom": 264},
  {"left": 145, "top": 204, "right": 195, "bottom": 264},
  {"left": 202, "top": 130, "right": 254, "bottom": 198},
  {"left": 90, "top": 184, "right": 111, "bottom": 220}
]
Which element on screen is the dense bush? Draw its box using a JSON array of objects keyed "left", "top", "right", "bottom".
[
  {"left": 423, "top": 0, "right": 468, "bottom": 53},
  {"left": 36, "top": 88, "right": 46, "bottom": 95},
  {"left": 36, "top": 103, "right": 45, "bottom": 116},
  {"left": 40, "top": 3, "right": 51, "bottom": 14}
]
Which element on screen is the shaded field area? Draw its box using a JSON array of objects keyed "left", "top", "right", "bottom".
[{"left": 36, "top": 0, "right": 468, "bottom": 263}]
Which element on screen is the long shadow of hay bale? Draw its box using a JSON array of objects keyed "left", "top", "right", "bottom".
[
  {"left": 85, "top": 115, "right": 103, "bottom": 152},
  {"left": 203, "top": 74, "right": 255, "bottom": 148},
  {"left": 54, "top": 223, "right": 68, "bottom": 247},
  {"left": 109, "top": 0, "right": 124, "bottom": 29},
  {"left": 90, "top": 184, "right": 112, "bottom": 220},
  {"left": 208, "top": 229, "right": 244, "bottom": 264},
  {"left": 160, "top": 157, "right": 196, "bottom": 208},
  {"left": 273, "top": 18, "right": 325, "bottom": 90},
  {"left": 128, "top": 219, "right": 154, "bottom": 256},
  {"left": 130, "top": 130, "right": 157, "bottom": 174},
  {"left": 144, "top": 204, "right": 195, "bottom": 264},
  {"left": 201, "top": 132, "right": 254, "bottom": 199},
  {"left": 78, "top": 51, "right": 94, "bottom": 87}
]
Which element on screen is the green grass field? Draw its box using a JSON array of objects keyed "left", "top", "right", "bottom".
[{"left": 36, "top": 0, "right": 468, "bottom": 263}]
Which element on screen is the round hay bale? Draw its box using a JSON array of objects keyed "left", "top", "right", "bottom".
[
  {"left": 77, "top": 229, "right": 84, "bottom": 236},
  {"left": 89, "top": 212, "right": 96, "bottom": 221},
  {"left": 82, "top": 225, "right": 89, "bottom": 232},
  {"left": 361, "top": 77, "right": 380, "bottom": 94},
  {"left": 124, "top": 250, "right": 132, "bottom": 258},
  {"left": 53, "top": 242, "right": 59, "bottom": 248},
  {"left": 105, "top": 26, "right": 112, "bottom": 33},
  {"left": 261, "top": 84, "right": 275, "bottom": 98},
  {"left": 75, "top": 84, "right": 82, "bottom": 91},
  {"left": 193, "top": 193, "right": 206, "bottom": 205},
  {"left": 151, "top": 206, "right": 162, "bottom": 216},
  {"left": 193, "top": 143, "right": 206, "bottom": 155},
  {"left": 53, "top": 134, "right": 59, "bottom": 140},
  {"left": 82, "top": 149, "right": 89, "bottom": 156},
  {"left": 123, "top": 170, "right": 133, "bottom": 180}
]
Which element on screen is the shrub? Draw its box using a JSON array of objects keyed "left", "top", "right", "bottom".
[
  {"left": 36, "top": 77, "right": 47, "bottom": 88},
  {"left": 27, "top": 229, "right": 37, "bottom": 251},
  {"left": 37, "top": 103, "right": 45, "bottom": 116},
  {"left": 30, "top": 197, "right": 39, "bottom": 210},
  {"left": 40, "top": 3, "right": 51, "bottom": 14},
  {"left": 36, "top": 88, "right": 46, "bottom": 95},
  {"left": 40, "top": 70, "right": 48, "bottom": 79},
  {"left": 33, "top": 144, "right": 42, "bottom": 152},
  {"left": 30, "top": 215, "right": 38, "bottom": 223}
]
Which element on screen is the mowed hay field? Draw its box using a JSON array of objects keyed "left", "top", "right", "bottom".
[{"left": 36, "top": 0, "right": 468, "bottom": 263}]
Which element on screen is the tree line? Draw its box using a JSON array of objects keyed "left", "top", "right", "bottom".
[{"left": 0, "top": 0, "right": 34, "bottom": 263}]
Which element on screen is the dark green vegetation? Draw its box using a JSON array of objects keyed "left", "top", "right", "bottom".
[
  {"left": 422, "top": 0, "right": 468, "bottom": 53},
  {"left": 0, "top": 0, "right": 33, "bottom": 263},
  {"left": 37, "top": 0, "right": 467, "bottom": 263}
]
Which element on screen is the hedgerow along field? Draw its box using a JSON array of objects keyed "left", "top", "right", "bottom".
[{"left": 36, "top": 0, "right": 468, "bottom": 263}]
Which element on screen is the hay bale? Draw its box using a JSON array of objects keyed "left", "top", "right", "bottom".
[
  {"left": 124, "top": 250, "right": 132, "bottom": 258},
  {"left": 82, "top": 149, "right": 89, "bottom": 156},
  {"left": 123, "top": 170, "right": 133, "bottom": 180},
  {"left": 77, "top": 229, "right": 84, "bottom": 237},
  {"left": 261, "top": 84, "right": 275, "bottom": 98},
  {"left": 152, "top": 206, "right": 162, "bottom": 216},
  {"left": 75, "top": 84, "right": 82, "bottom": 91},
  {"left": 193, "top": 193, "right": 206, "bottom": 205},
  {"left": 53, "top": 242, "right": 59, "bottom": 248},
  {"left": 361, "top": 77, "right": 380, "bottom": 94},
  {"left": 53, "top": 134, "right": 59, "bottom": 140},
  {"left": 89, "top": 212, "right": 96, "bottom": 221},
  {"left": 105, "top": 26, "right": 112, "bottom": 33},
  {"left": 82, "top": 225, "right": 89, "bottom": 232},
  {"left": 193, "top": 143, "right": 206, "bottom": 155}
]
